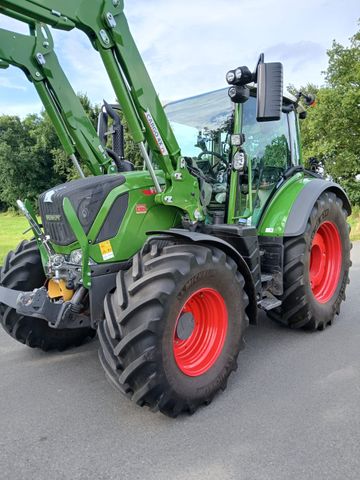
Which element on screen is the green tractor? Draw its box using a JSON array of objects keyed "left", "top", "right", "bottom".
[{"left": 0, "top": 1, "right": 351, "bottom": 417}]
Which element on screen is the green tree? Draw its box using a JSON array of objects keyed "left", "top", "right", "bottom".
[
  {"left": 52, "top": 93, "right": 143, "bottom": 178},
  {"left": 262, "top": 135, "right": 290, "bottom": 168},
  {"left": 293, "top": 24, "right": 360, "bottom": 205},
  {"left": 0, "top": 114, "right": 64, "bottom": 210},
  {"left": 0, "top": 91, "right": 145, "bottom": 211},
  {"left": 52, "top": 93, "right": 101, "bottom": 181}
]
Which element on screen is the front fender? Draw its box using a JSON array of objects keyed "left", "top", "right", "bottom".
[{"left": 148, "top": 229, "right": 258, "bottom": 324}]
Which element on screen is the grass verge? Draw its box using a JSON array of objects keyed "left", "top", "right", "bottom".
[
  {"left": 348, "top": 206, "right": 360, "bottom": 242},
  {"left": 0, "top": 213, "right": 32, "bottom": 265}
]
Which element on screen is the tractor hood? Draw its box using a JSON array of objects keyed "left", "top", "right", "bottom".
[{"left": 39, "top": 174, "right": 127, "bottom": 247}]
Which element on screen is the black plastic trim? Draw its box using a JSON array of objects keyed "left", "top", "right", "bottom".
[
  {"left": 201, "top": 224, "right": 262, "bottom": 297},
  {"left": 258, "top": 236, "right": 284, "bottom": 295},
  {"left": 89, "top": 260, "right": 132, "bottom": 326},
  {"left": 95, "top": 193, "right": 129, "bottom": 244},
  {"left": 285, "top": 179, "right": 352, "bottom": 237}
]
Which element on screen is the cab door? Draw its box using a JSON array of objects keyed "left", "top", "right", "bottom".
[{"left": 227, "top": 94, "right": 300, "bottom": 226}]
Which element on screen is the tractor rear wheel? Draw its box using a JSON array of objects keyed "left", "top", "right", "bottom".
[
  {"left": 98, "top": 240, "right": 249, "bottom": 417},
  {"left": 268, "top": 191, "right": 351, "bottom": 330},
  {"left": 0, "top": 239, "right": 96, "bottom": 351}
]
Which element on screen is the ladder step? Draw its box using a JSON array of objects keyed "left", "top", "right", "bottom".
[
  {"left": 258, "top": 294, "right": 282, "bottom": 311},
  {"left": 261, "top": 274, "right": 273, "bottom": 284}
]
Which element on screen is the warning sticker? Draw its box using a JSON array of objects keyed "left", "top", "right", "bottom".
[
  {"left": 99, "top": 240, "right": 115, "bottom": 261},
  {"left": 136, "top": 204, "right": 148, "bottom": 214}
]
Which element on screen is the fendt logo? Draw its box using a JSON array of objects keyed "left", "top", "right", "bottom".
[{"left": 46, "top": 214, "right": 62, "bottom": 222}]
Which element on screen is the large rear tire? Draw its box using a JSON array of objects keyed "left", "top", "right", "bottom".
[
  {"left": 0, "top": 240, "right": 96, "bottom": 351},
  {"left": 268, "top": 191, "right": 351, "bottom": 330},
  {"left": 98, "top": 239, "right": 249, "bottom": 417}
]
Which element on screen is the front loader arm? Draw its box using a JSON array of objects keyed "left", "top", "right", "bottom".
[
  {"left": 0, "top": 0, "right": 204, "bottom": 222},
  {"left": 0, "top": 17, "right": 115, "bottom": 176}
]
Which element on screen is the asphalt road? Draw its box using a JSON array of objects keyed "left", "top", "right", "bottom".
[{"left": 1, "top": 243, "right": 359, "bottom": 480}]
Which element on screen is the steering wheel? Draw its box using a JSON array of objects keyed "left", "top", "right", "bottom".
[{"left": 197, "top": 151, "right": 227, "bottom": 176}]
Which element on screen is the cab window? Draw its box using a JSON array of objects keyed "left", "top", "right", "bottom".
[
  {"left": 241, "top": 96, "right": 292, "bottom": 224},
  {"left": 288, "top": 110, "right": 300, "bottom": 165}
]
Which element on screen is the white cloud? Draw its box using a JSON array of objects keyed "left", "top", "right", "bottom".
[
  {"left": 0, "top": 101, "right": 42, "bottom": 117},
  {"left": 49, "top": 28, "right": 114, "bottom": 100},
  {"left": 0, "top": 77, "right": 27, "bottom": 91},
  {"left": 0, "top": 0, "right": 358, "bottom": 112},
  {"left": 122, "top": 0, "right": 358, "bottom": 100},
  {"left": 0, "top": 14, "right": 29, "bottom": 34}
]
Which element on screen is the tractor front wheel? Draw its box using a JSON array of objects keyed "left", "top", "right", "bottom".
[
  {"left": 98, "top": 240, "right": 249, "bottom": 417},
  {"left": 268, "top": 191, "right": 351, "bottom": 330}
]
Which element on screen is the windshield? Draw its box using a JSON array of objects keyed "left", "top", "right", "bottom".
[
  {"left": 166, "top": 89, "right": 234, "bottom": 208},
  {"left": 165, "top": 89, "right": 234, "bottom": 210},
  {"left": 165, "top": 88, "right": 234, "bottom": 158}
]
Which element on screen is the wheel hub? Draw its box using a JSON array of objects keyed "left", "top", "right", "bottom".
[
  {"left": 309, "top": 221, "right": 342, "bottom": 303},
  {"left": 173, "top": 287, "right": 228, "bottom": 377},
  {"left": 176, "top": 312, "right": 195, "bottom": 341}
]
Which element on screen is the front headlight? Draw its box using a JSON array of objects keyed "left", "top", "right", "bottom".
[
  {"left": 233, "top": 151, "right": 246, "bottom": 172},
  {"left": 69, "top": 249, "right": 83, "bottom": 265}
]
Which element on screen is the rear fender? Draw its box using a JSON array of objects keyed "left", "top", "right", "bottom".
[
  {"left": 284, "top": 180, "right": 351, "bottom": 237},
  {"left": 258, "top": 174, "right": 351, "bottom": 238}
]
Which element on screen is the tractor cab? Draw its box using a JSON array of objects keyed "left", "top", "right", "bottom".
[{"left": 165, "top": 87, "right": 304, "bottom": 226}]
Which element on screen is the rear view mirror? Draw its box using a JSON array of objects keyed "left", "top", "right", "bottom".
[{"left": 256, "top": 62, "right": 283, "bottom": 122}]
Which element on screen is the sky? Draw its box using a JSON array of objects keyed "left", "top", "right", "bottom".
[{"left": 0, "top": 0, "right": 358, "bottom": 117}]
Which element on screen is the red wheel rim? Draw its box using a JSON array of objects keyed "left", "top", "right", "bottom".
[
  {"left": 310, "top": 221, "right": 342, "bottom": 303},
  {"left": 173, "top": 288, "right": 228, "bottom": 377}
]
